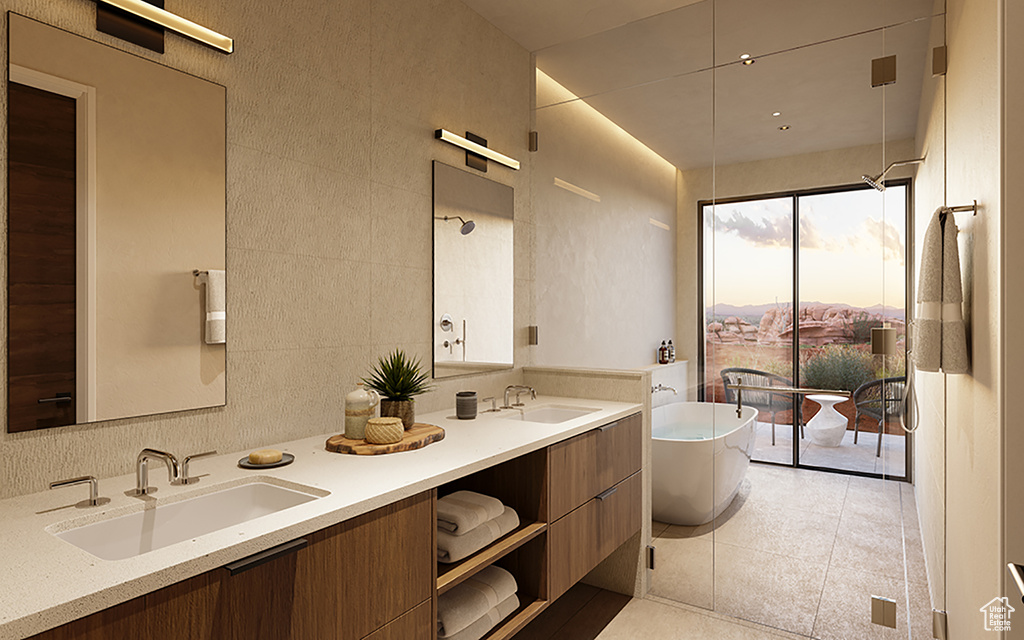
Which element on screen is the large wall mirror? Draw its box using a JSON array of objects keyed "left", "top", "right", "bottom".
[
  {"left": 432, "top": 161, "right": 513, "bottom": 378},
  {"left": 7, "top": 14, "right": 226, "bottom": 432}
]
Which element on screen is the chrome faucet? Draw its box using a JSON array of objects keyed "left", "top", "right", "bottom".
[
  {"left": 503, "top": 385, "right": 536, "bottom": 409},
  {"left": 50, "top": 475, "right": 101, "bottom": 506},
  {"left": 135, "top": 448, "right": 180, "bottom": 495},
  {"left": 652, "top": 384, "right": 677, "bottom": 395},
  {"left": 173, "top": 450, "right": 217, "bottom": 486}
]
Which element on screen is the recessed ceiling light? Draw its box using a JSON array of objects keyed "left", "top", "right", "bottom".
[
  {"left": 739, "top": 53, "right": 751, "bottom": 60},
  {"left": 742, "top": 59, "right": 755, "bottom": 66},
  {"left": 778, "top": 125, "right": 790, "bottom": 131},
  {"left": 772, "top": 112, "right": 781, "bottom": 117}
]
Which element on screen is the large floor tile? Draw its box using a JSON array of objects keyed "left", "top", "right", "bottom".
[
  {"left": 649, "top": 533, "right": 714, "bottom": 609},
  {"left": 829, "top": 512, "right": 907, "bottom": 580},
  {"left": 596, "top": 597, "right": 803, "bottom": 640},
  {"left": 742, "top": 464, "right": 850, "bottom": 517},
  {"left": 713, "top": 500, "right": 840, "bottom": 563},
  {"left": 713, "top": 542, "right": 829, "bottom": 636},
  {"left": 813, "top": 566, "right": 923, "bottom": 640}
]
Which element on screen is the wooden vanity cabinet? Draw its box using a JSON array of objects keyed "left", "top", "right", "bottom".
[
  {"left": 548, "top": 413, "right": 642, "bottom": 521},
  {"left": 547, "top": 412, "right": 643, "bottom": 601},
  {"left": 31, "top": 491, "right": 434, "bottom": 640}
]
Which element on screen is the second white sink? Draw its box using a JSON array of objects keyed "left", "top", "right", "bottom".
[
  {"left": 51, "top": 480, "right": 327, "bottom": 561},
  {"left": 505, "top": 405, "right": 600, "bottom": 424}
]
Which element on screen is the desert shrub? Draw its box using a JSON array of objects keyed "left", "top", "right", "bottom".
[{"left": 801, "top": 344, "right": 876, "bottom": 392}]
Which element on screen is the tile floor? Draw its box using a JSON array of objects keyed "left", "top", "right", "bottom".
[
  {"left": 751, "top": 420, "right": 907, "bottom": 477},
  {"left": 599, "top": 464, "right": 934, "bottom": 639}
]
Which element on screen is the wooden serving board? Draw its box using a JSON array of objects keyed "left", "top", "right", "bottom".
[{"left": 325, "top": 423, "right": 445, "bottom": 455}]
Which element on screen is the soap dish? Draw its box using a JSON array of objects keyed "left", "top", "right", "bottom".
[{"left": 238, "top": 453, "right": 295, "bottom": 470}]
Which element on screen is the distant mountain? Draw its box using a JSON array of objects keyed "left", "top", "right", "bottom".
[{"left": 708, "top": 301, "right": 905, "bottom": 320}]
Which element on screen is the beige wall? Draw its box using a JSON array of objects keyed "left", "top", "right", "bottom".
[
  {"left": 532, "top": 70, "right": 678, "bottom": 370},
  {"left": 909, "top": 11, "right": 947, "bottom": 613},
  {"left": 1005, "top": 0, "right": 1024, "bottom": 638},
  {"left": 0, "top": 0, "right": 534, "bottom": 499},
  {"left": 10, "top": 15, "right": 226, "bottom": 422},
  {"left": 940, "top": 0, "right": 1005, "bottom": 636}
]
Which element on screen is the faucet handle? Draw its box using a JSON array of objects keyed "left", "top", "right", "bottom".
[
  {"left": 175, "top": 450, "right": 217, "bottom": 486},
  {"left": 481, "top": 397, "right": 500, "bottom": 412},
  {"left": 50, "top": 475, "right": 102, "bottom": 507}
]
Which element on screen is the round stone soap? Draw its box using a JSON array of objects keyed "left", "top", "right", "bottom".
[{"left": 249, "top": 448, "right": 283, "bottom": 465}]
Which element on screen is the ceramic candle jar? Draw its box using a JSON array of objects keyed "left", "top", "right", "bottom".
[{"left": 345, "top": 383, "right": 380, "bottom": 440}]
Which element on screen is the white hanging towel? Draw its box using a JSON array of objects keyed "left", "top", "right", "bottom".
[
  {"left": 915, "top": 209, "right": 967, "bottom": 373},
  {"left": 197, "top": 269, "right": 226, "bottom": 345}
]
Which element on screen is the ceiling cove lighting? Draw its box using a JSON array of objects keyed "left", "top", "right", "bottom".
[
  {"left": 434, "top": 129, "right": 520, "bottom": 171},
  {"left": 96, "top": 0, "right": 234, "bottom": 53}
]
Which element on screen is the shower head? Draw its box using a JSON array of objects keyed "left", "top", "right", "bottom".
[
  {"left": 434, "top": 215, "right": 475, "bottom": 235},
  {"left": 860, "top": 157, "right": 926, "bottom": 192},
  {"left": 862, "top": 174, "right": 886, "bottom": 192}
]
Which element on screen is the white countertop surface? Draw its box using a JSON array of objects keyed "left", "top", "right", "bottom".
[{"left": 0, "top": 396, "right": 641, "bottom": 640}]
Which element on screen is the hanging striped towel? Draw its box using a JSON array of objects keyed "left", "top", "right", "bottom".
[
  {"left": 197, "top": 269, "right": 226, "bottom": 345},
  {"left": 915, "top": 209, "right": 967, "bottom": 373}
]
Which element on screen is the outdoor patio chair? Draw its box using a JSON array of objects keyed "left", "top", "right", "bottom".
[
  {"left": 852, "top": 376, "right": 907, "bottom": 458},
  {"left": 720, "top": 367, "right": 804, "bottom": 446}
]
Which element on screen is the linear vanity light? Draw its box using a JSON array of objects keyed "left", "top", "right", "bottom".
[
  {"left": 434, "top": 129, "right": 520, "bottom": 171},
  {"left": 96, "top": 0, "right": 234, "bottom": 53}
]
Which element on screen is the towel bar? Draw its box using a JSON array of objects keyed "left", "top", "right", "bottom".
[{"left": 940, "top": 200, "right": 977, "bottom": 216}]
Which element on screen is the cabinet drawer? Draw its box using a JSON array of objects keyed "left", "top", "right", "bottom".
[
  {"left": 549, "top": 412, "right": 641, "bottom": 521},
  {"left": 362, "top": 600, "right": 432, "bottom": 640},
  {"left": 548, "top": 471, "right": 642, "bottom": 599}
]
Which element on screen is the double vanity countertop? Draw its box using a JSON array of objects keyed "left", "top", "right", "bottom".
[{"left": 0, "top": 396, "right": 641, "bottom": 640}]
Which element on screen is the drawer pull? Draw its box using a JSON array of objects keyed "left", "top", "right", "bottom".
[
  {"left": 597, "top": 421, "right": 618, "bottom": 432},
  {"left": 595, "top": 486, "right": 618, "bottom": 501},
  {"left": 224, "top": 538, "right": 307, "bottom": 576},
  {"left": 38, "top": 393, "right": 72, "bottom": 404}
]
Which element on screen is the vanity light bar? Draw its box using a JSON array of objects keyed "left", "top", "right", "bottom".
[
  {"left": 96, "top": 0, "right": 234, "bottom": 53},
  {"left": 434, "top": 129, "right": 520, "bottom": 171}
]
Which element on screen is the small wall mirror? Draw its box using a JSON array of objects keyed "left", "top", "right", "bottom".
[
  {"left": 432, "top": 161, "right": 514, "bottom": 378},
  {"left": 7, "top": 14, "right": 226, "bottom": 432}
]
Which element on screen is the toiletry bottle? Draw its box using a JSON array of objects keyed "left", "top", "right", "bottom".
[
  {"left": 658, "top": 341, "right": 668, "bottom": 364},
  {"left": 668, "top": 340, "right": 675, "bottom": 363}
]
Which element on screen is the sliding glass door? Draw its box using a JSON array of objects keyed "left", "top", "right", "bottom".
[{"left": 701, "top": 182, "right": 910, "bottom": 480}]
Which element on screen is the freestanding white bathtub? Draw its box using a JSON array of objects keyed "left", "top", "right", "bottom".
[{"left": 652, "top": 402, "right": 757, "bottom": 526}]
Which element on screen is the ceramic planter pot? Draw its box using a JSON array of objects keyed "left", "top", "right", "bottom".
[{"left": 380, "top": 399, "right": 415, "bottom": 429}]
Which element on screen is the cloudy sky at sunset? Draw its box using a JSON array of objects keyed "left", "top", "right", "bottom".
[{"left": 704, "top": 186, "right": 907, "bottom": 310}]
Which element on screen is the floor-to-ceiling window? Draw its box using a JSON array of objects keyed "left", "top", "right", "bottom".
[{"left": 700, "top": 180, "right": 910, "bottom": 480}]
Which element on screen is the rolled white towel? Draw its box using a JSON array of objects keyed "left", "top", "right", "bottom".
[
  {"left": 198, "top": 269, "right": 226, "bottom": 345},
  {"left": 438, "top": 491, "right": 505, "bottom": 535},
  {"left": 441, "top": 594, "right": 519, "bottom": 640},
  {"left": 437, "top": 506, "right": 519, "bottom": 563},
  {"left": 437, "top": 565, "right": 518, "bottom": 638}
]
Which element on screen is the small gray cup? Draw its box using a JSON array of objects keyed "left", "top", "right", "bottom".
[{"left": 456, "top": 391, "right": 477, "bottom": 419}]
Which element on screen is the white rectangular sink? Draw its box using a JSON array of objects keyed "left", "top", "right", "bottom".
[
  {"left": 505, "top": 405, "right": 600, "bottom": 424},
  {"left": 51, "top": 480, "right": 326, "bottom": 561}
]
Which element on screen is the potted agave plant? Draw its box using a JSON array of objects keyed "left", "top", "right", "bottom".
[{"left": 362, "top": 349, "right": 433, "bottom": 429}]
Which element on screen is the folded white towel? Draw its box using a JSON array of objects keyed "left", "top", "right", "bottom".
[
  {"left": 437, "top": 565, "right": 518, "bottom": 638},
  {"left": 440, "top": 593, "right": 519, "bottom": 640},
  {"left": 438, "top": 491, "right": 505, "bottom": 535},
  {"left": 437, "top": 506, "right": 519, "bottom": 563},
  {"left": 915, "top": 209, "right": 967, "bottom": 373},
  {"left": 198, "top": 269, "right": 226, "bottom": 345}
]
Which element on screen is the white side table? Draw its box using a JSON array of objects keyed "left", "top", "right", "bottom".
[{"left": 806, "top": 394, "right": 848, "bottom": 447}]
